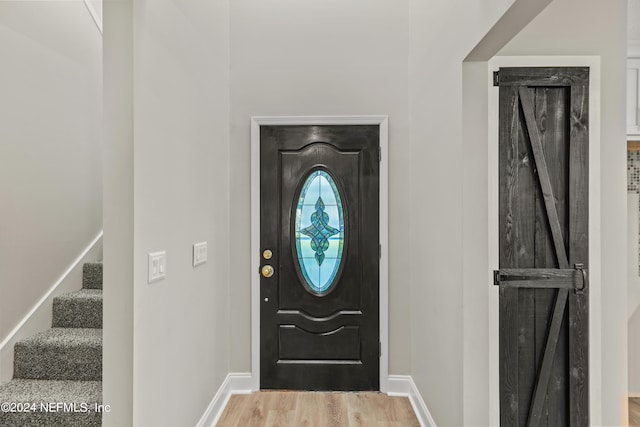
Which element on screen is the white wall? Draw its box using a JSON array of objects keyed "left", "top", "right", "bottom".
[
  {"left": 228, "top": 1, "right": 537, "bottom": 425},
  {"left": 87, "top": 0, "right": 102, "bottom": 22},
  {"left": 629, "top": 193, "right": 640, "bottom": 393},
  {"left": 408, "top": 0, "right": 548, "bottom": 424},
  {"left": 497, "top": 0, "right": 627, "bottom": 423},
  {"left": 629, "top": 193, "right": 640, "bottom": 318},
  {"left": 103, "top": 0, "right": 231, "bottom": 425},
  {"left": 462, "top": 60, "right": 492, "bottom": 426},
  {"left": 102, "top": 0, "right": 626, "bottom": 425},
  {"left": 103, "top": 0, "right": 134, "bottom": 425},
  {"left": 229, "top": 0, "right": 413, "bottom": 374},
  {"left": 630, "top": 0, "right": 640, "bottom": 51},
  {"left": 0, "top": 1, "right": 102, "bottom": 345},
  {"left": 630, "top": 309, "right": 640, "bottom": 394},
  {"left": 132, "top": 0, "right": 230, "bottom": 425}
]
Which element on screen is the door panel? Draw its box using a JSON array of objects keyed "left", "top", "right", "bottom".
[
  {"left": 260, "top": 125, "right": 379, "bottom": 391},
  {"left": 278, "top": 325, "right": 361, "bottom": 361},
  {"left": 496, "top": 67, "right": 589, "bottom": 426}
]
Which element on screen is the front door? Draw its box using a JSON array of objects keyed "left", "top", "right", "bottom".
[
  {"left": 495, "top": 67, "right": 589, "bottom": 426},
  {"left": 259, "top": 124, "right": 380, "bottom": 390}
]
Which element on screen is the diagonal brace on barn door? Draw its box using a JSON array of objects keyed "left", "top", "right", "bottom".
[
  {"left": 518, "top": 86, "right": 570, "bottom": 427},
  {"left": 518, "top": 87, "right": 569, "bottom": 270}
]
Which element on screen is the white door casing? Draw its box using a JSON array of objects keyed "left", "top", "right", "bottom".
[{"left": 250, "top": 116, "right": 389, "bottom": 391}]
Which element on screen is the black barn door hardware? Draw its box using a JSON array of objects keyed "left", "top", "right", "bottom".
[{"left": 494, "top": 263, "right": 588, "bottom": 294}]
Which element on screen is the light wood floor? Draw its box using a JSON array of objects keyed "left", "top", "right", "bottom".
[
  {"left": 631, "top": 398, "right": 640, "bottom": 426},
  {"left": 216, "top": 391, "right": 420, "bottom": 427}
]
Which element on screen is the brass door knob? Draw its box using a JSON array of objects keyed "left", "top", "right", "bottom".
[{"left": 261, "top": 265, "right": 274, "bottom": 278}]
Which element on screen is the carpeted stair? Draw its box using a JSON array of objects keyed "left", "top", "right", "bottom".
[{"left": 0, "top": 262, "right": 103, "bottom": 426}]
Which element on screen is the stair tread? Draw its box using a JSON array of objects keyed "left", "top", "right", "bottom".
[
  {"left": 54, "top": 289, "right": 102, "bottom": 301},
  {"left": 0, "top": 380, "right": 102, "bottom": 426},
  {"left": 0, "top": 379, "right": 101, "bottom": 403},
  {"left": 17, "top": 328, "right": 102, "bottom": 349},
  {"left": 14, "top": 329, "right": 102, "bottom": 381}
]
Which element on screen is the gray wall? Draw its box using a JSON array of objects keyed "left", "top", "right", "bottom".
[
  {"left": 103, "top": 0, "right": 231, "bottom": 425},
  {"left": 0, "top": 1, "right": 102, "bottom": 343}
]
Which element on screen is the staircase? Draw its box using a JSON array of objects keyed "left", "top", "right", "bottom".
[{"left": 0, "top": 262, "right": 103, "bottom": 426}]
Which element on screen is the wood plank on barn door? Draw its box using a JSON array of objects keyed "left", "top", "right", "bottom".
[
  {"left": 568, "top": 83, "right": 589, "bottom": 427},
  {"left": 536, "top": 84, "right": 570, "bottom": 427},
  {"left": 519, "top": 86, "right": 570, "bottom": 427},
  {"left": 532, "top": 86, "right": 563, "bottom": 426},
  {"left": 499, "top": 83, "right": 525, "bottom": 427}
]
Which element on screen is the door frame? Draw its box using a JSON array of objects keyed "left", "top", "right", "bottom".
[
  {"left": 487, "top": 57, "right": 602, "bottom": 425},
  {"left": 250, "top": 115, "right": 389, "bottom": 392}
]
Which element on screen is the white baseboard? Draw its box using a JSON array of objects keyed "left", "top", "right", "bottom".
[
  {"left": 196, "top": 373, "right": 253, "bottom": 427},
  {"left": 387, "top": 375, "right": 437, "bottom": 427},
  {"left": 197, "top": 373, "right": 435, "bottom": 427},
  {"left": 0, "top": 231, "right": 103, "bottom": 384}
]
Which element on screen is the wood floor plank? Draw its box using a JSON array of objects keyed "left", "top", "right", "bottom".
[
  {"left": 216, "top": 391, "right": 419, "bottom": 427},
  {"left": 290, "top": 392, "right": 315, "bottom": 427},
  {"left": 292, "top": 392, "right": 348, "bottom": 427},
  {"left": 217, "top": 395, "right": 249, "bottom": 427},
  {"left": 630, "top": 397, "right": 640, "bottom": 427},
  {"left": 347, "top": 392, "right": 393, "bottom": 426},
  {"left": 385, "top": 396, "right": 421, "bottom": 425},
  {"left": 263, "top": 391, "right": 297, "bottom": 427},
  {"left": 324, "top": 392, "right": 349, "bottom": 426},
  {"left": 377, "top": 422, "right": 422, "bottom": 427},
  {"left": 234, "top": 392, "right": 270, "bottom": 427}
]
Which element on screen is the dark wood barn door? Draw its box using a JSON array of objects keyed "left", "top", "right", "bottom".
[
  {"left": 260, "top": 124, "right": 380, "bottom": 391},
  {"left": 495, "top": 67, "right": 589, "bottom": 426}
]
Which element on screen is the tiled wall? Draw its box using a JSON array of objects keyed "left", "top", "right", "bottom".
[
  {"left": 629, "top": 151, "right": 640, "bottom": 192},
  {"left": 628, "top": 151, "right": 640, "bottom": 274}
]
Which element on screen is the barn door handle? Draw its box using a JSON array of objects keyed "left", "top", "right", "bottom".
[{"left": 574, "top": 263, "right": 587, "bottom": 294}]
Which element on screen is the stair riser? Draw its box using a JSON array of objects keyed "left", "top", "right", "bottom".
[
  {"left": 0, "top": 410, "right": 102, "bottom": 426},
  {"left": 82, "top": 263, "right": 102, "bottom": 290},
  {"left": 14, "top": 344, "right": 102, "bottom": 381},
  {"left": 52, "top": 299, "right": 102, "bottom": 329}
]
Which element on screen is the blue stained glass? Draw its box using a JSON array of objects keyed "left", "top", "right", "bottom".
[{"left": 294, "top": 170, "right": 345, "bottom": 294}]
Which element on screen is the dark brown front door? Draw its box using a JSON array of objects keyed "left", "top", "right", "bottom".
[
  {"left": 495, "top": 67, "right": 589, "bottom": 426},
  {"left": 259, "top": 124, "right": 380, "bottom": 391}
]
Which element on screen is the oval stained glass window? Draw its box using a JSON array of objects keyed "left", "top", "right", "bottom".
[{"left": 294, "top": 169, "right": 345, "bottom": 295}]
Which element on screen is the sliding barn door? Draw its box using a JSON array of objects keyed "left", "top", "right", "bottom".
[{"left": 495, "top": 67, "right": 589, "bottom": 426}]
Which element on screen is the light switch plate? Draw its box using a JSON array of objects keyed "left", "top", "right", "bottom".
[
  {"left": 148, "top": 251, "right": 166, "bottom": 283},
  {"left": 193, "top": 242, "right": 207, "bottom": 267}
]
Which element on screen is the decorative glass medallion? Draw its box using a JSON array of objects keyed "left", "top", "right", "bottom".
[{"left": 295, "top": 170, "right": 345, "bottom": 294}]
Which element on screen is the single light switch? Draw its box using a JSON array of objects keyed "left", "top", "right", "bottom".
[{"left": 193, "top": 242, "right": 207, "bottom": 267}]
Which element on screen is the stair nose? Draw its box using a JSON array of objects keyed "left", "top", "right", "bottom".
[
  {"left": 13, "top": 328, "right": 102, "bottom": 381},
  {"left": 82, "top": 262, "right": 102, "bottom": 290},
  {"left": 53, "top": 289, "right": 102, "bottom": 329}
]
